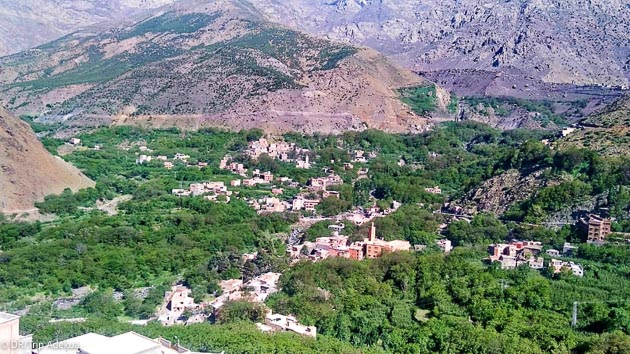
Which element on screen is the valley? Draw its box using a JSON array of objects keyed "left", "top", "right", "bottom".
[{"left": 0, "top": 1, "right": 628, "bottom": 353}]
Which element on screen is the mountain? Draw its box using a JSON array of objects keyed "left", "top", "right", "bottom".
[
  {"left": 0, "top": 0, "right": 177, "bottom": 57},
  {"left": 248, "top": 0, "right": 630, "bottom": 88},
  {"left": 0, "top": 108, "right": 94, "bottom": 214},
  {"left": 0, "top": 0, "right": 427, "bottom": 134},
  {"left": 556, "top": 95, "right": 630, "bottom": 157}
]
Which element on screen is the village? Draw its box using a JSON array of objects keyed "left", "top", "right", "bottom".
[
  {"left": 149, "top": 221, "right": 432, "bottom": 338},
  {"left": 485, "top": 214, "right": 618, "bottom": 277},
  {"left": 51, "top": 134, "right": 625, "bottom": 343},
  {"left": 129, "top": 136, "right": 408, "bottom": 223}
]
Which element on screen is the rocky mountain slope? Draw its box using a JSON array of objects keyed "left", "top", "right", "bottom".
[
  {"left": 455, "top": 95, "right": 629, "bottom": 217},
  {"left": 0, "top": 0, "right": 427, "bottom": 134},
  {"left": 556, "top": 95, "right": 630, "bottom": 157},
  {"left": 0, "top": 108, "right": 94, "bottom": 213},
  {"left": 0, "top": 0, "right": 176, "bottom": 57},
  {"left": 249, "top": 0, "right": 630, "bottom": 88},
  {"left": 455, "top": 168, "right": 560, "bottom": 216}
]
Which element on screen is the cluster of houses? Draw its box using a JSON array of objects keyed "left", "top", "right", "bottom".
[
  {"left": 242, "top": 169, "right": 275, "bottom": 186},
  {"left": 135, "top": 148, "right": 205, "bottom": 171},
  {"left": 344, "top": 201, "right": 401, "bottom": 225},
  {"left": 308, "top": 173, "right": 343, "bottom": 191},
  {"left": 245, "top": 138, "right": 312, "bottom": 169},
  {"left": 248, "top": 195, "right": 321, "bottom": 214},
  {"left": 158, "top": 272, "right": 282, "bottom": 327},
  {"left": 209, "top": 273, "right": 281, "bottom": 314},
  {"left": 238, "top": 171, "right": 346, "bottom": 214},
  {"left": 288, "top": 223, "right": 411, "bottom": 262},
  {"left": 172, "top": 181, "right": 232, "bottom": 202},
  {"left": 486, "top": 240, "right": 584, "bottom": 276},
  {"left": 219, "top": 157, "right": 248, "bottom": 175},
  {"left": 352, "top": 149, "right": 377, "bottom": 163},
  {"left": 155, "top": 272, "right": 316, "bottom": 338}
]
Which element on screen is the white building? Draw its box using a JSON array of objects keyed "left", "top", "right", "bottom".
[
  {"left": 135, "top": 155, "right": 152, "bottom": 164},
  {"left": 36, "top": 331, "right": 220, "bottom": 354},
  {"left": 436, "top": 239, "right": 453, "bottom": 253},
  {"left": 0, "top": 312, "right": 32, "bottom": 354},
  {"left": 257, "top": 310, "right": 316, "bottom": 338},
  {"left": 550, "top": 259, "right": 584, "bottom": 277},
  {"left": 295, "top": 156, "right": 311, "bottom": 169}
]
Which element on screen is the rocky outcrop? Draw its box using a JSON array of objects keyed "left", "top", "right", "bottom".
[{"left": 456, "top": 168, "right": 560, "bottom": 216}]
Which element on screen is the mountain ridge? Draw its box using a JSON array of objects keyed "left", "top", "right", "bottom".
[
  {"left": 0, "top": 0, "right": 178, "bottom": 57},
  {"left": 0, "top": 0, "right": 428, "bottom": 133},
  {"left": 248, "top": 0, "right": 630, "bottom": 88}
]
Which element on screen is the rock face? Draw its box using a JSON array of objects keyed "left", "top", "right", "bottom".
[
  {"left": 249, "top": 0, "right": 630, "bottom": 88},
  {"left": 0, "top": 0, "right": 427, "bottom": 134},
  {"left": 0, "top": 0, "right": 176, "bottom": 57},
  {"left": 456, "top": 168, "right": 559, "bottom": 216},
  {"left": 0, "top": 108, "right": 94, "bottom": 213}
]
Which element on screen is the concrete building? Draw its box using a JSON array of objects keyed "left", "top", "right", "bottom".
[
  {"left": 158, "top": 285, "right": 198, "bottom": 326},
  {"left": 258, "top": 310, "right": 316, "bottom": 338},
  {"left": 487, "top": 240, "right": 544, "bottom": 270},
  {"left": 219, "top": 158, "right": 229, "bottom": 170},
  {"left": 0, "top": 312, "right": 32, "bottom": 354},
  {"left": 172, "top": 189, "right": 192, "bottom": 197},
  {"left": 36, "top": 331, "right": 219, "bottom": 354},
  {"left": 295, "top": 156, "right": 311, "bottom": 169},
  {"left": 173, "top": 153, "right": 190, "bottom": 162},
  {"left": 528, "top": 256, "right": 545, "bottom": 269},
  {"left": 587, "top": 215, "right": 612, "bottom": 243},
  {"left": 424, "top": 186, "right": 442, "bottom": 195},
  {"left": 260, "top": 197, "right": 286, "bottom": 213},
  {"left": 292, "top": 196, "right": 320, "bottom": 212},
  {"left": 322, "top": 191, "right": 340, "bottom": 199},
  {"left": 349, "top": 223, "right": 410, "bottom": 260},
  {"left": 135, "top": 155, "right": 152, "bottom": 164},
  {"left": 546, "top": 249, "right": 560, "bottom": 257},
  {"left": 436, "top": 239, "right": 453, "bottom": 253},
  {"left": 550, "top": 259, "right": 584, "bottom": 277},
  {"left": 308, "top": 174, "right": 343, "bottom": 191},
  {"left": 563, "top": 242, "right": 579, "bottom": 256}
]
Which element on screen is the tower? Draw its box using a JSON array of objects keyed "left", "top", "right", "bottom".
[{"left": 368, "top": 222, "right": 376, "bottom": 242}]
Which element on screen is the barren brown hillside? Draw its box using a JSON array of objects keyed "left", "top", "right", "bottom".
[{"left": 0, "top": 108, "right": 94, "bottom": 213}]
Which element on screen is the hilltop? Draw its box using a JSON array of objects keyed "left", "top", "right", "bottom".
[
  {"left": 0, "top": 0, "right": 427, "bottom": 134},
  {"left": 0, "top": 108, "right": 94, "bottom": 214}
]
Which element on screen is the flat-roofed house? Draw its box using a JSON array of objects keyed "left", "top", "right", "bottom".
[
  {"left": 36, "top": 330, "right": 221, "bottom": 354},
  {"left": 0, "top": 312, "right": 32, "bottom": 354}
]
